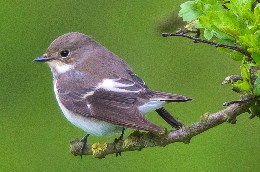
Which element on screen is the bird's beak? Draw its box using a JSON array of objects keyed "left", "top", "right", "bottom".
[{"left": 34, "top": 54, "right": 51, "bottom": 62}]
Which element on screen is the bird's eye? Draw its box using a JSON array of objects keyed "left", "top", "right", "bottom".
[{"left": 60, "top": 50, "right": 70, "bottom": 58}]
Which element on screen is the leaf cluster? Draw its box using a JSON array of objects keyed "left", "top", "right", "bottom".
[{"left": 179, "top": 0, "right": 260, "bottom": 95}]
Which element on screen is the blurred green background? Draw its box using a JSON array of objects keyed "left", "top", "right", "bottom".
[{"left": 0, "top": 0, "right": 259, "bottom": 171}]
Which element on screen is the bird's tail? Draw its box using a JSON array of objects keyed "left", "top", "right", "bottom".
[{"left": 149, "top": 90, "right": 192, "bottom": 102}]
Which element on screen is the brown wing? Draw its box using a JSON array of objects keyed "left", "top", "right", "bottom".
[
  {"left": 57, "top": 79, "right": 164, "bottom": 133},
  {"left": 127, "top": 69, "right": 149, "bottom": 89},
  {"left": 86, "top": 89, "right": 164, "bottom": 133}
]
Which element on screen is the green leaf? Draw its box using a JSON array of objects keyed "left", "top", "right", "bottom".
[
  {"left": 231, "top": 51, "right": 244, "bottom": 61},
  {"left": 179, "top": 1, "right": 202, "bottom": 22},
  {"left": 255, "top": 70, "right": 260, "bottom": 77},
  {"left": 233, "top": 80, "right": 250, "bottom": 93},
  {"left": 204, "top": 28, "right": 214, "bottom": 39},
  {"left": 239, "top": 34, "right": 260, "bottom": 49},
  {"left": 253, "top": 4, "right": 260, "bottom": 26},
  {"left": 233, "top": 64, "right": 251, "bottom": 93},
  {"left": 251, "top": 51, "right": 260, "bottom": 64},
  {"left": 241, "top": 64, "right": 250, "bottom": 81},
  {"left": 254, "top": 77, "right": 260, "bottom": 96},
  {"left": 179, "top": 0, "right": 260, "bottom": 68}
]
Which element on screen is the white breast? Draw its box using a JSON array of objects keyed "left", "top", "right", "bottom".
[{"left": 53, "top": 80, "right": 122, "bottom": 136}]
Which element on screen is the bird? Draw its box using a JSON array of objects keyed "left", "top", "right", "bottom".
[{"left": 34, "top": 32, "right": 191, "bottom": 154}]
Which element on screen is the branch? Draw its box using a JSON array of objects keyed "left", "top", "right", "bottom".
[
  {"left": 162, "top": 31, "right": 252, "bottom": 60},
  {"left": 70, "top": 95, "right": 255, "bottom": 159}
]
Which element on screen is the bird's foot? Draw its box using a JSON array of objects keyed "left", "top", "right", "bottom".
[
  {"left": 80, "top": 134, "right": 90, "bottom": 159},
  {"left": 113, "top": 128, "right": 125, "bottom": 157}
]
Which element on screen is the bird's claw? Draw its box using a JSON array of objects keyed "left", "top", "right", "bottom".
[
  {"left": 113, "top": 128, "right": 125, "bottom": 157},
  {"left": 80, "top": 134, "right": 90, "bottom": 159}
]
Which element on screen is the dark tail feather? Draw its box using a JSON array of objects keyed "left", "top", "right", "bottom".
[
  {"left": 155, "top": 107, "right": 183, "bottom": 129},
  {"left": 149, "top": 90, "right": 192, "bottom": 102}
]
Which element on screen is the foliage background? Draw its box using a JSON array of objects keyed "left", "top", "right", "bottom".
[{"left": 0, "top": 0, "right": 259, "bottom": 171}]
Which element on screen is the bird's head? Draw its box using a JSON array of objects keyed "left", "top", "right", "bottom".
[{"left": 35, "top": 32, "right": 98, "bottom": 75}]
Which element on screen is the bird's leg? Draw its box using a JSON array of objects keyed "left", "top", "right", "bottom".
[
  {"left": 80, "top": 134, "right": 90, "bottom": 159},
  {"left": 113, "top": 128, "right": 125, "bottom": 157},
  {"left": 155, "top": 107, "right": 183, "bottom": 129}
]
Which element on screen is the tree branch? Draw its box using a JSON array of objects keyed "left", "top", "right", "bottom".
[
  {"left": 162, "top": 31, "right": 252, "bottom": 61},
  {"left": 70, "top": 95, "right": 255, "bottom": 159}
]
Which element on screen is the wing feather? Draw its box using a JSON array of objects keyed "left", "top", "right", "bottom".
[
  {"left": 56, "top": 78, "right": 164, "bottom": 133},
  {"left": 87, "top": 89, "right": 164, "bottom": 133}
]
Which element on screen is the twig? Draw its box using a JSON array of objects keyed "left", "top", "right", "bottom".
[
  {"left": 162, "top": 31, "right": 252, "bottom": 60},
  {"left": 222, "top": 75, "right": 243, "bottom": 84},
  {"left": 70, "top": 95, "right": 255, "bottom": 159}
]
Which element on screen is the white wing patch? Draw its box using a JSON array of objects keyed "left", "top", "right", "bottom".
[
  {"left": 81, "top": 91, "right": 95, "bottom": 99},
  {"left": 70, "top": 78, "right": 142, "bottom": 101},
  {"left": 96, "top": 78, "right": 142, "bottom": 93}
]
